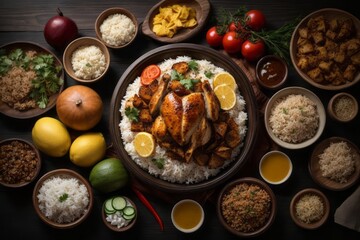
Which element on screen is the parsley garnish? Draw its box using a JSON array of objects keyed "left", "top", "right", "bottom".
[
  {"left": 152, "top": 158, "right": 165, "bottom": 169},
  {"left": 86, "top": 63, "right": 92, "bottom": 67},
  {"left": 170, "top": 69, "right": 199, "bottom": 90},
  {"left": 125, "top": 107, "right": 140, "bottom": 122},
  {"left": 59, "top": 193, "right": 68, "bottom": 202},
  {"left": 0, "top": 48, "right": 63, "bottom": 109},
  {"left": 204, "top": 70, "right": 214, "bottom": 78},
  {"left": 188, "top": 60, "right": 198, "bottom": 71}
]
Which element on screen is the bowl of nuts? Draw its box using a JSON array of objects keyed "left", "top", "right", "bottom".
[{"left": 0, "top": 138, "right": 41, "bottom": 188}]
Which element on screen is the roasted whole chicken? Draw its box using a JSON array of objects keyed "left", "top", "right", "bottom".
[{"left": 125, "top": 61, "right": 242, "bottom": 168}]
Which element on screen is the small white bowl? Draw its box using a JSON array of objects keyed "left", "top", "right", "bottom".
[
  {"left": 171, "top": 199, "right": 204, "bottom": 233},
  {"left": 259, "top": 150, "right": 293, "bottom": 185}
]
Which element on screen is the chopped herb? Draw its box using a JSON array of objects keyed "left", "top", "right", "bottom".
[
  {"left": 204, "top": 70, "right": 214, "bottom": 78},
  {"left": 188, "top": 60, "right": 198, "bottom": 71},
  {"left": 180, "top": 78, "right": 199, "bottom": 90},
  {"left": 171, "top": 69, "right": 184, "bottom": 81},
  {"left": 282, "top": 108, "right": 288, "bottom": 114},
  {"left": 125, "top": 107, "right": 140, "bottom": 122},
  {"left": 152, "top": 158, "right": 165, "bottom": 169},
  {"left": 59, "top": 193, "right": 68, "bottom": 202},
  {"left": 86, "top": 63, "right": 92, "bottom": 67}
]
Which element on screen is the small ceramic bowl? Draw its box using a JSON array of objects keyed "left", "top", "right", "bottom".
[
  {"left": 290, "top": 188, "right": 330, "bottom": 229},
  {"left": 102, "top": 196, "right": 137, "bottom": 232},
  {"left": 171, "top": 199, "right": 204, "bottom": 233},
  {"left": 32, "top": 169, "right": 94, "bottom": 229},
  {"left": 217, "top": 177, "right": 276, "bottom": 237},
  {"left": 0, "top": 138, "right": 41, "bottom": 188},
  {"left": 95, "top": 7, "right": 138, "bottom": 49},
  {"left": 259, "top": 150, "right": 292, "bottom": 185},
  {"left": 256, "top": 55, "right": 288, "bottom": 90},
  {"left": 327, "top": 92, "right": 358, "bottom": 122},
  {"left": 63, "top": 37, "right": 110, "bottom": 83}
]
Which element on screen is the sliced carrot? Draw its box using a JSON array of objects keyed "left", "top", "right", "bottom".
[{"left": 141, "top": 64, "right": 161, "bottom": 85}]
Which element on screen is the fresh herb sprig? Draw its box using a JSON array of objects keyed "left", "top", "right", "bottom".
[
  {"left": 170, "top": 69, "right": 199, "bottom": 90},
  {"left": 59, "top": 193, "right": 69, "bottom": 202},
  {"left": 125, "top": 107, "right": 140, "bottom": 122}
]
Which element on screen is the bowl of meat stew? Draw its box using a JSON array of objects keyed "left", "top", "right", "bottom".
[{"left": 290, "top": 8, "right": 360, "bottom": 90}]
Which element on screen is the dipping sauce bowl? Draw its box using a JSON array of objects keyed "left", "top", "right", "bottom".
[
  {"left": 171, "top": 199, "right": 204, "bottom": 233},
  {"left": 256, "top": 55, "right": 288, "bottom": 89},
  {"left": 259, "top": 150, "right": 292, "bottom": 185}
]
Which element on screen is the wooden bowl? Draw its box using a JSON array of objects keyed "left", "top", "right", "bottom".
[
  {"left": 141, "top": 0, "right": 210, "bottom": 43},
  {"left": 63, "top": 37, "right": 110, "bottom": 83},
  {"left": 255, "top": 55, "right": 288, "bottom": 90},
  {"left": 32, "top": 169, "right": 94, "bottom": 229},
  {"left": 217, "top": 177, "right": 276, "bottom": 237},
  {"left": 309, "top": 137, "right": 360, "bottom": 191},
  {"left": 290, "top": 188, "right": 330, "bottom": 229},
  {"left": 95, "top": 7, "right": 138, "bottom": 49},
  {"left": 102, "top": 196, "right": 137, "bottom": 232},
  {"left": 109, "top": 43, "right": 259, "bottom": 193},
  {"left": 0, "top": 42, "right": 64, "bottom": 119},
  {"left": 264, "top": 87, "right": 326, "bottom": 149},
  {"left": 0, "top": 138, "right": 41, "bottom": 188},
  {"left": 327, "top": 92, "right": 358, "bottom": 122},
  {"left": 290, "top": 8, "right": 360, "bottom": 90}
]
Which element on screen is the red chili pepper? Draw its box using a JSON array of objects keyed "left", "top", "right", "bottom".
[{"left": 132, "top": 186, "right": 164, "bottom": 231}]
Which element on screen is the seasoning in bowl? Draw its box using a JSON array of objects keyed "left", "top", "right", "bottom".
[
  {"left": 0, "top": 139, "right": 41, "bottom": 187},
  {"left": 259, "top": 150, "right": 292, "bottom": 184},
  {"left": 171, "top": 199, "right": 204, "bottom": 233},
  {"left": 256, "top": 55, "right": 288, "bottom": 89},
  {"left": 328, "top": 92, "right": 358, "bottom": 122}
]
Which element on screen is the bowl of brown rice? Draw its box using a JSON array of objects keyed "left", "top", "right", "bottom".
[
  {"left": 217, "top": 177, "right": 276, "bottom": 237},
  {"left": 63, "top": 37, "right": 110, "bottom": 83},
  {"left": 309, "top": 136, "right": 360, "bottom": 191},
  {"left": 0, "top": 138, "right": 41, "bottom": 188},
  {"left": 32, "top": 169, "right": 94, "bottom": 229},
  {"left": 95, "top": 7, "right": 138, "bottom": 49},
  {"left": 290, "top": 188, "right": 330, "bottom": 229},
  {"left": 264, "top": 86, "right": 326, "bottom": 149}
]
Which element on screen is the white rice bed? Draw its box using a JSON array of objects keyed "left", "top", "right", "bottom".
[{"left": 119, "top": 56, "right": 247, "bottom": 184}]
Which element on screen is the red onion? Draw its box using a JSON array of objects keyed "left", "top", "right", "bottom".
[{"left": 44, "top": 8, "right": 78, "bottom": 50}]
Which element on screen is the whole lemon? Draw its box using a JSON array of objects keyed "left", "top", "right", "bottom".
[
  {"left": 32, "top": 117, "right": 71, "bottom": 157},
  {"left": 69, "top": 132, "right": 106, "bottom": 167}
]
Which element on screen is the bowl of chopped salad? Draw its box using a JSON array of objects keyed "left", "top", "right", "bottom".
[
  {"left": 0, "top": 41, "right": 64, "bottom": 119},
  {"left": 102, "top": 195, "right": 137, "bottom": 232}
]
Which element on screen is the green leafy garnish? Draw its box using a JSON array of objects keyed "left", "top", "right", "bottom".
[
  {"left": 152, "top": 158, "right": 165, "bottom": 169},
  {"left": 86, "top": 63, "right": 92, "bottom": 67},
  {"left": 204, "top": 70, "right": 214, "bottom": 79},
  {"left": 125, "top": 107, "right": 140, "bottom": 122},
  {"left": 180, "top": 78, "right": 199, "bottom": 90},
  {"left": 59, "top": 193, "right": 68, "bottom": 202},
  {"left": 170, "top": 69, "right": 183, "bottom": 81},
  {"left": 188, "top": 60, "right": 198, "bottom": 71}
]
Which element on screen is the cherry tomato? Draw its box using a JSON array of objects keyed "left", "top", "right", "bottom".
[
  {"left": 229, "top": 21, "right": 243, "bottom": 32},
  {"left": 241, "top": 39, "right": 266, "bottom": 62},
  {"left": 206, "top": 26, "right": 224, "bottom": 47},
  {"left": 245, "top": 10, "right": 266, "bottom": 31},
  {"left": 222, "top": 31, "right": 244, "bottom": 54}
]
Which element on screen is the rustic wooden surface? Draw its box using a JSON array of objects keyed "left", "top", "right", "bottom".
[{"left": 1, "top": 0, "right": 359, "bottom": 239}]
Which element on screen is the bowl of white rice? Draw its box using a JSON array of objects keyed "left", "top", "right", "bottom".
[
  {"left": 264, "top": 86, "right": 326, "bottom": 149},
  {"left": 63, "top": 37, "right": 110, "bottom": 83},
  {"left": 109, "top": 43, "right": 259, "bottom": 193},
  {"left": 95, "top": 7, "right": 138, "bottom": 49},
  {"left": 32, "top": 169, "right": 93, "bottom": 229}
]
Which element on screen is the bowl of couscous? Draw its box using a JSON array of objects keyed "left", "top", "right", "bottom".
[
  {"left": 63, "top": 37, "right": 110, "bottom": 83},
  {"left": 95, "top": 7, "right": 138, "bottom": 49},
  {"left": 217, "top": 177, "right": 276, "bottom": 237},
  {"left": 290, "top": 188, "right": 330, "bottom": 229}
]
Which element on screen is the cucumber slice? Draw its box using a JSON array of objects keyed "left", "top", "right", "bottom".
[
  {"left": 104, "top": 207, "right": 116, "bottom": 215},
  {"left": 123, "top": 206, "right": 136, "bottom": 216},
  {"left": 123, "top": 212, "right": 136, "bottom": 220},
  {"left": 104, "top": 198, "right": 116, "bottom": 213},
  {"left": 112, "top": 196, "right": 127, "bottom": 211}
]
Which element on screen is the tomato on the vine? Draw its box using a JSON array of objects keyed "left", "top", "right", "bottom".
[
  {"left": 241, "top": 39, "right": 266, "bottom": 62},
  {"left": 222, "top": 31, "right": 244, "bottom": 54},
  {"left": 206, "top": 26, "right": 224, "bottom": 47},
  {"left": 229, "top": 21, "right": 243, "bottom": 32},
  {"left": 245, "top": 10, "right": 266, "bottom": 31}
]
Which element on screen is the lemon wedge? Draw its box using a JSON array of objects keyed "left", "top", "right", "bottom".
[
  {"left": 214, "top": 84, "right": 236, "bottom": 110},
  {"left": 213, "top": 72, "right": 237, "bottom": 90},
  {"left": 133, "top": 132, "right": 155, "bottom": 157}
]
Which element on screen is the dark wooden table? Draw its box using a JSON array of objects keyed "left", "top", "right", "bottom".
[{"left": 1, "top": 0, "right": 359, "bottom": 239}]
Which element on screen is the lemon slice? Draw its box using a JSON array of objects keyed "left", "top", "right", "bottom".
[
  {"left": 214, "top": 84, "right": 236, "bottom": 110},
  {"left": 213, "top": 72, "right": 237, "bottom": 90},
  {"left": 133, "top": 132, "right": 155, "bottom": 157}
]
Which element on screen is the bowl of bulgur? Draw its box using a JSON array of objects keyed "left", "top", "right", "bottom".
[
  {"left": 217, "top": 177, "right": 276, "bottom": 237},
  {"left": 0, "top": 138, "right": 41, "bottom": 188},
  {"left": 290, "top": 188, "right": 330, "bottom": 229},
  {"left": 95, "top": 7, "right": 138, "bottom": 49},
  {"left": 63, "top": 37, "right": 110, "bottom": 83}
]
